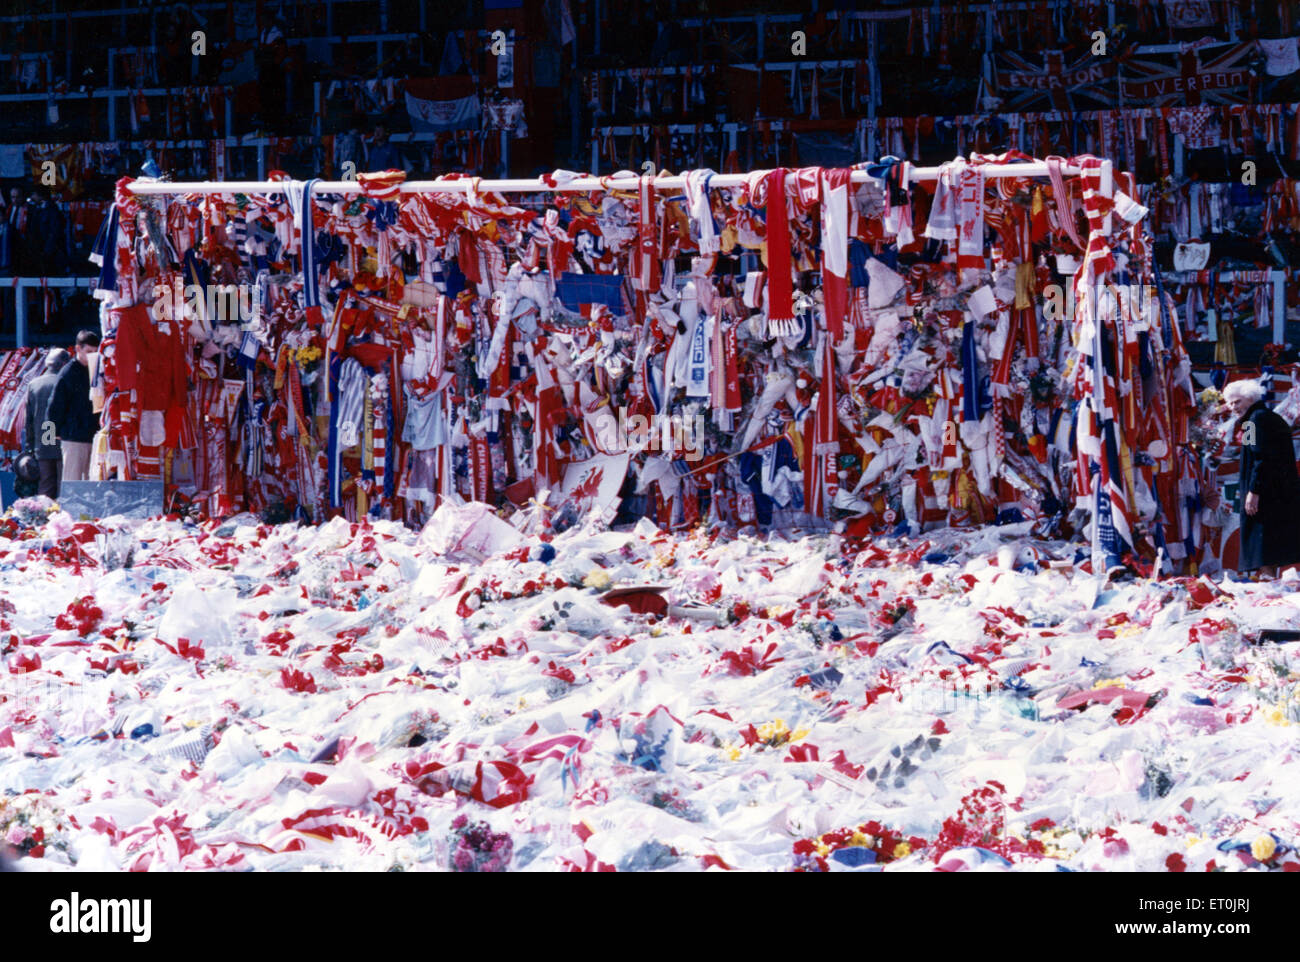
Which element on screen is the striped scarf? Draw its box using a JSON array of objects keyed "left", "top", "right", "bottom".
[
  {"left": 819, "top": 167, "right": 852, "bottom": 341},
  {"left": 630, "top": 174, "right": 660, "bottom": 292},
  {"left": 757, "top": 168, "right": 796, "bottom": 333}
]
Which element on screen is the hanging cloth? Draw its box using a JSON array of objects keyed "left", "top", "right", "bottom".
[
  {"left": 961, "top": 318, "right": 989, "bottom": 423},
  {"left": 1214, "top": 316, "right": 1237, "bottom": 366},
  {"left": 288, "top": 178, "right": 322, "bottom": 323},
  {"left": 819, "top": 167, "right": 851, "bottom": 341},
  {"left": 682, "top": 168, "right": 720, "bottom": 255},
  {"left": 755, "top": 168, "right": 796, "bottom": 334},
  {"left": 631, "top": 173, "right": 660, "bottom": 294}
]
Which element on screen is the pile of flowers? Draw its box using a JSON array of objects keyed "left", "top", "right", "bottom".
[
  {"left": 4, "top": 496, "right": 60, "bottom": 532},
  {"left": 1010, "top": 817, "right": 1087, "bottom": 860},
  {"left": 723, "top": 718, "right": 810, "bottom": 759},
  {"left": 933, "top": 782, "right": 1019, "bottom": 861},
  {"left": 1, "top": 792, "right": 69, "bottom": 861},
  {"left": 448, "top": 815, "right": 513, "bottom": 872},
  {"left": 792, "top": 820, "right": 927, "bottom": 871},
  {"left": 1239, "top": 645, "right": 1300, "bottom": 727},
  {"left": 54, "top": 596, "right": 105, "bottom": 638},
  {"left": 1200, "top": 830, "right": 1300, "bottom": 872}
]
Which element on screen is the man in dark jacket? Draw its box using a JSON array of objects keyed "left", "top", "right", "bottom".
[
  {"left": 45, "top": 330, "right": 101, "bottom": 485},
  {"left": 1224, "top": 378, "right": 1300, "bottom": 577},
  {"left": 23, "top": 348, "right": 71, "bottom": 497}
]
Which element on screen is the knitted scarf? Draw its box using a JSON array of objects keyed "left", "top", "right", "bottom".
[{"left": 761, "top": 168, "right": 796, "bottom": 334}]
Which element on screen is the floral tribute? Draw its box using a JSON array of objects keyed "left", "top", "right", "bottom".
[
  {"left": 0, "top": 792, "right": 69, "bottom": 861},
  {"left": 448, "top": 814, "right": 513, "bottom": 872},
  {"left": 792, "top": 819, "right": 927, "bottom": 871}
]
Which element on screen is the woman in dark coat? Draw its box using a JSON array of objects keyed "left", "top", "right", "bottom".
[{"left": 1224, "top": 379, "right": 1300, "bottom": 577}]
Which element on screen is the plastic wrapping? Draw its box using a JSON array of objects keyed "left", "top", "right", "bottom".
[{"left": 1, "top": 501, "right": 1299, "bottom": 872}]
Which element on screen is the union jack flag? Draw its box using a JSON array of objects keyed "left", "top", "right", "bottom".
[
  {"left": 1118, "top": 42, "right": 1255, "bottom": 106},
  {"left": 993, "top": 49, "right": 1118, "bottom": 111}
]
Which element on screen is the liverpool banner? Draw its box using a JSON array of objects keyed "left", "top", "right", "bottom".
[{"left": 1118, "top": 43, "right": 1255, "bottom": 106}]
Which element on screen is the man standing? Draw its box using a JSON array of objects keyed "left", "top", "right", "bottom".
[
  {"left": 23, "top": 348, "right": 71, "bottom": 497},
  {"left": 367, "top": 125, "right": 403, "bottom": 173},
  {"left": 46, "top": 330, "right": 101, "bottom": 485}
]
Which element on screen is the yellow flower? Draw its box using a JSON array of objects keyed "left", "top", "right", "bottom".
[
  {"left": 725, "top": 744, "right": 742, "bottom": 761},
  {"left": 791, "top": 727, "right": 811, "bottom": 742},
  {"left": 849, "top": 831, "right": 870, "bottom": 847},
  {"left": 1093, "top": 677, "right": 1127, "bottom": 689},
  {"left": 893, "top": 841, "right": 912, "bottom": 859},
  {"left": 582, "top": 569, "right": 612, "bottom": 590},
  {"left": 815, "top": 841, "right": 831, "bottom": 857},
  {"left": 1251, "top": 834, "right": 1277, "bottom": 861}
]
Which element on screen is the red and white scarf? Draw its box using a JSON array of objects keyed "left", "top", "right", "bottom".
[
  {"left": 630, "top": 174, "right": 660, "bottom": 293},
  {"left": 754, "top": 168, "right": 796, "bottom": 332},
  {"left": 954, "top": 162, "right": 985, "bottom": 274}
]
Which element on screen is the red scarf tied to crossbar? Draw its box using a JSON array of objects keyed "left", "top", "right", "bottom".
[{"left": 762, "top": 168, "right": 795, "bottom": 329}]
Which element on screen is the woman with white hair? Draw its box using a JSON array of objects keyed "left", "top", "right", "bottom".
[{"left": 1222, "top": 378, "right": 1300, "bottom": 577}]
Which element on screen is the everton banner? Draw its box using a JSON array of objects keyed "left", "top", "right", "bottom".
[{"left": 994, "top": 50, "right": 1118, "bottom": 111}]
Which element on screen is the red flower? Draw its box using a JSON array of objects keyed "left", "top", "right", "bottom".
[
  {"left": 1165, "top": 853, "right": 1186, "bottom": 873},
  {"left": 1151, "top": 822, "right": 1168, "bottom": 836},
  {"left": 279, "top": 668, "right": 317, "bottom": 694},
  {"left": 262, "top": 630, "right": 294, "bottom": 654},
  {"left": 1030, "top": 818, "right": 1055, "bottom": 832},
  {"left": 542, "top": 661, "right": 576, "bottom": 684},
  {"left": 863, "top": 682, "right": 895, "bottom": 707},
  {"left": 1205, "top": 860, "right": 1218, "bottom": 872},
  {"left": 717, "top": 642, "right": 783, "bottom": 677},
  {"left": 784, "top": 743, "right": 819, "bottom": 763}
]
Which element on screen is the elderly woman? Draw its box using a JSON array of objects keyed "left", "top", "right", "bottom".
[{"left": 1223, "top": 379, "right": 1300, "bottom": 577}]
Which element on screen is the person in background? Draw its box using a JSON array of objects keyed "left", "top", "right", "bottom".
[
  {"left": 3, "top": 188, "right": 25, "bottom": 274},
  {"left": 367, "top": 124, "right": 402, "bottom": 173},
  {"left": 46, "top": 330, "right": 101, "bottom": 486},
  {"left": 334, "top": 115, "right": 367, "bottom": 178},
  {"left": 23, "top": 348, "right": 71, "bottom": 498},
  {"left": 1223, "top": 378, "right": 1300, "bottom": 578}
]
